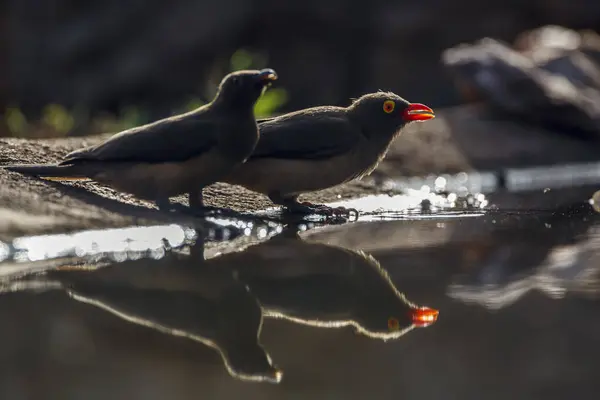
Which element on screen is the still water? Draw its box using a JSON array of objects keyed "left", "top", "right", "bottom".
[{"left": 0, "top": 174, "right": 599, "bottom": 399}]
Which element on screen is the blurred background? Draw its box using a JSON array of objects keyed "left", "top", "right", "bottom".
[
  {"left": 2, "top": 0, "right": 600, "bottom": 139},
  {"left": 2, "top": 2, "right": 600, "bottom": 399}
]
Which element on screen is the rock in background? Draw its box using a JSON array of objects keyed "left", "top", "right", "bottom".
[
  {"left": 443, "top": 25, "right": 600, "bottom": 140},
  {"left": 3, "top": 0, "right": 600, "bottom": 129}
]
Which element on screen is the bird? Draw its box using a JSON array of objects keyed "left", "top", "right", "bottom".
[
  {"left": 223, "top": 92, "right": 435, "bottom": 215},
  {"left": 4, "top": 68, "right": 278, "bottom": 212},
  {"left": 41, "top": 251, "right": 283, "bottom": 384},
  {"left": 208, "top": 228, "right": 440, "bottom": 340}
]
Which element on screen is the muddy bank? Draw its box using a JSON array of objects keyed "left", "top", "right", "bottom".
[
  {"left": 6, "top": 1, "right": 600, "bottom": 120},
  {"left": 0, "top": 134, "right": 375, "bottom": 238},
  {"left": 1, "top": 209, "right": 598, "bottom": 400},
  {"left": 1, "top": 105, "right": 599, "bottom": 237}
]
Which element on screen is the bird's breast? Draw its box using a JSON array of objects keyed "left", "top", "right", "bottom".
[
  {"left": 224, "top": 140, "right": 388, "bottom": 197},
  {"left": 217, "top": 120, "right": 260, "bottom": 162}
]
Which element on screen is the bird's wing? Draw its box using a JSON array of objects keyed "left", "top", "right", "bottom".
[
  {"left": 253, "top": 112, "right": 363, "bottom": 160},
  {"left": 255, "top": 117, "right": 276, "bottom": 124},
  {"left": 65, "top": 286, "right": 215, "bottom": 331},
  {"left": 62, "top": 111, "right": 219, "bottom": 164}
]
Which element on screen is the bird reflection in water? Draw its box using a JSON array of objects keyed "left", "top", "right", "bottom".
[
  {"left": 7, "top": 223, "right": 438, "bottom": 383},
  {"left": 43, "top": 250, "right": 282, "bottom": 384},
  {"left": 447, "top": 203, "right": 600, "bottom": 309},
  {"left": 209, "top": 227, "right": 439, "bottom": 340}
]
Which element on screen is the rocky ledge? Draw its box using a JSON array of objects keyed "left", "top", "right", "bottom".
[{"left": 1, "top": 103, "right": 598, "bottom": 238}]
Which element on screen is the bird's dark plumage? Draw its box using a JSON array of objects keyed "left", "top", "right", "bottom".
[
  {"left": 46, "top": 255, "right": 282, "bottom": 383},
  {"left": 5, "top": 68, "right": 278, "bottom": 210},
  {"left": 61, "top": 115, "right": 218, "bottom": 164},
  {"left": 252, "top": 110, "right": 362, "bottom": 160},
  {"left": 224, "top": 92, "right": 435, "bottom": 213}
]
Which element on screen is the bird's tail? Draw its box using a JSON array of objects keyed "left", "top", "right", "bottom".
[{"left": 4, "top": 163, "right": 91, "bottom": 181}]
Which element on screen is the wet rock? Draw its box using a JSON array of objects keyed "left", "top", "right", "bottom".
[
  {"left": 0, "top": 135, "right": 381, "bottom": 237},
  {"left": 2, "top": 99, "right": 600, "bottom": 239},
  {"left": 379, "top": 104, "right": 600, "bottom": 178},
  {"left": 4, "top": 2, "right": 600, "bottom": 120},
  {"left": 443, "top": 26, "right": 600, "bottom": 140}
]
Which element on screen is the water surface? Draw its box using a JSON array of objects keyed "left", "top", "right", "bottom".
[{"left": 0, "top": 173, "right": 599, "bottom": 400}]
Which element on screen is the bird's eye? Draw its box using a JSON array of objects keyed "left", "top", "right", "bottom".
[
  {"left": 383, "top": 100, "right": 395, "bottom": 114},
  {"left": 387, "top": 317, "right": 400, "bottom": 331}
]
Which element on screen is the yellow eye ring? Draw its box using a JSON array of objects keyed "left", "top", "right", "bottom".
[
  {"left": 383, "top": 100, "right": 395, "bottom": 113},
  {"left": 387, "top": 317, "right": 400, "bottom": 331}
]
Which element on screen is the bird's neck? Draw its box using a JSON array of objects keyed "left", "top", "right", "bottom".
[{"left": 211, "top": 94, "right": 255, "bottom": 116}]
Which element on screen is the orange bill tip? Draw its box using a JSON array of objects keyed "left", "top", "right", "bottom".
[
  {"left": 403, "top": 103, "right": 435, "bottom": 122},
  {"left": 259, "top": 68, "right": 278, "bottom": 81},
  {"left": 42, "top": 176, "right": 90, "bottom": 182},
  {"left": 272, "top": 369, "right": 284, "bottom": 383},
  {"left": 410, "top": 306, "right": 439, "bottom": 327},
  {"left": 56, "top": 265, "right": 97, "bottom": 271}
]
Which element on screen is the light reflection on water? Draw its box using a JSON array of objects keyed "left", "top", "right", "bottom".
[
  {"left": 2, "top": 164, "right": 599, "bottom": 281},
  {"left": 0, "top": 215, "right": 284, "bottom": 273},
  {"left": 254, "top": 186, "right": 491, "bottom": 223},
  {"left": 12, "top": 224, "right": 187, "bottom": 262},
  {"left": 326, "top": 188, "right": 488, "bottom": 221},
  {"left": 447, "top": 244, "right": 586, "bottom": 309},
  {"left": 382, "top": 161, "right": 600, "bottom": 194},
  {"left": 381, "top": 171, "right": 497, "bottom": 195},
  {"left": 0, "top": 165, "right": 600, "bottom": 395},
  {"left": 0, "top": 186, "right": 490, "bottom": 284}
]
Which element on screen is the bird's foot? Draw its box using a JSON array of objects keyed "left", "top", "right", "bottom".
[
  {"left": 158, "top": 202, "right": 221, "bottom": 218},
  {"left": 286, "top": 202, "right": 359, "bottom": 221},
  {"left": 185, "top": 205, "right": 223, "bottom": 218},
  {"left": 187, "top": 191, "right": 221, "bottom": 216},
  {"left": 156, "top": 199, "right": 177, "bottom": 212}
]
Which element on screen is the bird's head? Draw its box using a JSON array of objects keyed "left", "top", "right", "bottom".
[
  {"left": 350, "top": 255, "right": 439, "bottom": 339},
  {"left": 214, "top": 68, "right": 278, "bottom": 110},
  {"left": 355, "top": 304, "right": 439, "bottom": 339},
  {"left": 223, "top": 343, "right": 283, "bottom": 384},
  {"left": 348, "top": 92, "right": 435, "bottom": 139}
]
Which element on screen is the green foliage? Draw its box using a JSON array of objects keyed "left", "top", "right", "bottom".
[
  {"left": 4, "top": 107, "right": 27, "bottom": 136},
  {"left": 183, "top": 48, "right": 288, "bottom": 118},
  {"left": 89, "top": 106, "right": 147, "bottom": 135},
  {"left": 254, "top": 88, "right": 288, "bottom": 118},
  {"left": 2, "top": 104, "right": 78, "bottom": 137},
  {"left": 185, "top": 98, "right": 205, "bottom": 111},
  {"left": 230, "top": 49, "right": 255, "bottom": 71},
  {"left": 229, "top": 48, "right": 288, "bottom": 118},
  {"left": 182, "top": 89, "right": 287, "bottom": 120},
  {"left": 117, "top": 106, "right": 146, "bottom": 130},
  {"left": 1, "top": 48, "right": 288, "bottom": 138},
  {"left": 230, "top": 49, "right": 268, "bottom": 71},
  {"left": 41, "top": 104, "right": 75, "bottom": 134}
]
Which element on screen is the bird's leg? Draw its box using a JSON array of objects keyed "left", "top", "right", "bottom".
[
  {"left": 153, "top": 192, "right": 211, "bottom": 217},
  {"left": 155, "top": 198, "right": 174, "bottom": 211},
  {"left": 189, "top": 228, "right": 206, "bottom": 261},
  {"left": 188, "top": 189, "right": 220, "bottom": 216},
  {"left": 156, "top": 197, "right": 193, "bottom": 215},
  {"left": 268, "top": 193, "right": 358, "bottom": 219},
  {"left": 188, "top": 189, "right": 204, "bottom": 211},
  {"left": 269, "top": 193, "right": 309, "bottom": 212}
]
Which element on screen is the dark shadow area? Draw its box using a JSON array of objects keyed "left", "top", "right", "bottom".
[
  {"left": 2, "top": 2, "right": 600, "bottom": 398},
  {"left": 35, "top": 178, "right": 293, "bottom": 228},
  {"left": 1, "top": 225, "right": 438, "bottom": 394},
  {"left": 1, "top": 195, "right": 598, "bottom": 398}
]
